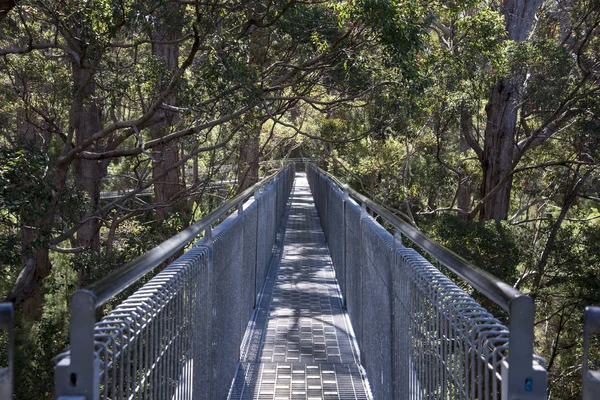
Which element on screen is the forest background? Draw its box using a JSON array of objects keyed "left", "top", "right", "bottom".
[{"left": 0, "top": 0, "right": 599, "bottom": 398}]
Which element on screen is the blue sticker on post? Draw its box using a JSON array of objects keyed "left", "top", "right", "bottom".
[{"left": 525, "top": 377, "right": 533, "bottom": 391}]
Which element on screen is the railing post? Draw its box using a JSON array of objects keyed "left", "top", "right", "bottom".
[
  {"left": 204, "top": 227, "right": 213, "bottom": 250},
  {"left": 55, "top": 290, "right": 99, "bottom": 400},
  {"left": 0, "top": 303, "right": 13, "bottom": 400},
  {"left": 583, "top": 306, "right": 600, "bottom": 400},
  {"left": 254, "top": 187, "right": 261, "bottom": 307},
  {"left": 201, "top": 226, "right": 215, "bottom": 398},
  {"left": 394, "top": 227, "right": 403, "bottom": 249},
  {"left": 360, "top": 201, "right": 367, "bottom": 218},
  {"left": 342, "top": 186, "right": 350, "bottom": 305},
  {"left": 501, "top": 295, "right": 547, "bottom": 399}
]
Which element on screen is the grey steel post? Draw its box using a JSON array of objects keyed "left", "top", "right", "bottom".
[
  {"left": 360, "top": 201, "right": 367, "bottom": 219},
  {"left": 204, "top": 226, "right": 213, "bottom": 250},
  {"left": 0, "top": 303, "right": 13, "bottom": 400},
  {"left": 394, "top": 227, "right": 403, "bottom": 249},
  {"left": 342, "top": 186, "right": 349, "bottom": 306},
  {"left": 203, "top": 226, "right": 215, "bottom": 399},
  {"left": 55, "top": 290, "right": 100, "bottom": 400},
  {"left": 254, "top": 187, "right": 261, "bottom": 307},
  {"left": 583, "top": 306, "right": 600, "bottom": 400},
  {"left": 501, "top": 295, "right": 547, "bottom": 399}
]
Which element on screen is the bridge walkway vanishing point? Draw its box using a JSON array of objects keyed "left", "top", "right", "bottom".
[
  {"left": 229, "top": 173, "right": 371, "bottom": 399},
  {"left": 50, "top": 162, "right": 600, "bottom": 400}
]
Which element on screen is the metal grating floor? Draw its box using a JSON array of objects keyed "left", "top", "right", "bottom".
[{"left": 229, "top": 173, "right": 371, "bottom": 399}]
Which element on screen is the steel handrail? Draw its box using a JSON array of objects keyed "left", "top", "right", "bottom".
[
  {"left": 0, "top": 303, "right": 13, "bottom": 400},
  {"left": 87, "top": 169, "right": 283, "bottom": 308},
  {"left": 583, "top": 306, "right": 600, "bottom": 400},
  {"left": 309, "top": 164, "right": 548, "bottom": 398},
  {"left": 55, "top": 165, "right": 294, "bottom": 399},
  {"left": 312, "top": 165, "right": 521, "bottom": 312}
]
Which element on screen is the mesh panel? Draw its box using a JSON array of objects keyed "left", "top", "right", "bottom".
[
  {"left": 326, "top": 186, "right": 345, "bottom": 299},
  {"left": 212, "top": 214, "right": 245, "bottom": 399},
  {"left": 257, "top": 187, "right": 276, "bottom": 288},
  {"left": 360, "top": 216, "right": 395, "bottom": 400},
  {"left": 395, "top": 248, "right": 508, "bottom": 399},
  {"left": 344, "top": 200, "right": 363, "bottom": 346},
  {"left": 74, "top": 247, "right": 211, "bottom": 400},
  {"left": 307, "top": 164, "right": 511, "bottom": 400},
  {"left": 242, "top": 200, "right": 258, "bottom": 322},
  {"left": 55, "top": 166, "right": 295, "bottom": 400}
]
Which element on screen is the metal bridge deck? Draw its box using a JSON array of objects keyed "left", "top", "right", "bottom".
[{"left": 229, "top": 173, "right": 371, "bottom": 399}]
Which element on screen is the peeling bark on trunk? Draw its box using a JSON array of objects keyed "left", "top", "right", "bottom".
[
  {"left": 481, "top": 79, "right": 517, "bottom": 221},
  {"left": 479, "top": 0, "right": 543, "bottom": 221}
]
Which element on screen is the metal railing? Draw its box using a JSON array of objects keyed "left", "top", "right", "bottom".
[
  {"left": 0, "top": 303, "right": 13, "bottom": 400},
  {"left": 54, "top": 164, "right": 295, "bottom": 400},
  {"left": 583, "top": 306, "right": 600, "bottom": 400},
  {"left": 306, "top": 164, "right": 548, "bottom": 400}
]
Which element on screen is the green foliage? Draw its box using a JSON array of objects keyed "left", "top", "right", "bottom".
[
  {"left": 505, "top": 39, "right": 576, "bottom": 116},
  {"left": 0, "top": 144, "right": 52, "bottom": 218},
  {"left": 0, "top": 144, "right": 54, "bottom": 277},
  {"left": 347, "top": 0, "right": 427, "bottom": 73},
  {"left": 421, "top": 215, "right": 521, "bottom": 284},
  {"left": 13, "top": 316, "right": 68, "bottom": 400}
]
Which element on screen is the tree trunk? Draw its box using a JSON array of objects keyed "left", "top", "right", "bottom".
[
  {"left": 481, "top": 79, "right": 517, "bottom": 221},
  {"left": 0, "top": 0, "right": 14, "bottom": 20},
  {"left": 479, "top": 0, "right": 542, "bottom": 221},
  {"left": 13, "top": 91, "right": 51, "bottom": 319},
  {"left": 238, "top": 125, "right": 261, "bottom": 192},
  {"left": 6, "top": 161, "right": 70, "bottom": 319},
  {"left": 457, "top": 176, "right": 471, "bottom": 216},
  {"left": 458, "top": 104, "right": 472, "bottom": 216},
  {"left": 151, "top": 8, "right": 183, "bottom": 221},
  {"left": 72, "top": 64, "right": 104, "bottom": 249},
  {"left": 152, "top": 140, "right": 182, "bottom": 220},
  {"left": 530, "top": 175, "right": 584, "bottom": 296},
  {"left": 12, "top": 240, "right": 51, "bottom": 319}
]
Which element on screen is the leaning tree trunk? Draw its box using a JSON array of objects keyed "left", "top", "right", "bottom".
[
  {"left": 6, "top": 156, "right": 71, "bottom": 319},
  {"left": 479, "top": 0, "right": 543, "bottom": 221},
  {"left": 10, "top": 91, "right": 53, "bottom": 319},
  {"left": 151, "top": 8, "right": 183, "bottom": 221}
]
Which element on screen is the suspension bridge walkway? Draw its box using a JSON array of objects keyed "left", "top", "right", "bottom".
[
  {"left": 229, "top": 174, "right": 370, "bottom": 399},
  {"left": 1, "top": 162, "right": 598, "bottom": 399}
]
